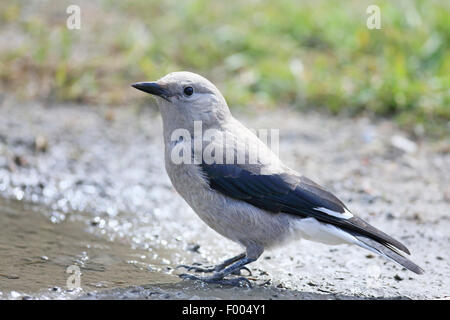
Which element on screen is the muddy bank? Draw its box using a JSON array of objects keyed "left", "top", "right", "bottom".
[{"left": 0, "top": 96, "right": 449, "bottom": 299}]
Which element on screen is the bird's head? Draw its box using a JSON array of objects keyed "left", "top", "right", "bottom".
[{"left": 132, "top": 71, "right": 231, "bottom": 128}]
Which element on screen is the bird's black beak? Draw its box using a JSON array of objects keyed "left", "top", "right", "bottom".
[{"left": 131, "top": 82, "right": 170, "bottom": 101}]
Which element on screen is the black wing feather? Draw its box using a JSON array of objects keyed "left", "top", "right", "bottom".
[{"left": 201, "top": 163, "right": 410, "bottom": 254}]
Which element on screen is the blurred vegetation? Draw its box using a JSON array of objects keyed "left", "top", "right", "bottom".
[{"left": 0, "top": 0, "right": 448, "bottom": 136}]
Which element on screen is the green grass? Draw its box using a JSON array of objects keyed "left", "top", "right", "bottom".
[{"left": 0, "top": 0, "right": 449, "bottom": 136}]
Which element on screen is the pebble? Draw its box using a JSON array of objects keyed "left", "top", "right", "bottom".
[{"left": 390, "top": 135, "right": 418, "bottom": 153}]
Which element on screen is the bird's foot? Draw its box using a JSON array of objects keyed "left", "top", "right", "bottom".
[
  {"left": 176, "top": 263, "right": 252, "bottom": 276},
  {"left": 179, "top": 273, "right": 252, "bottom": 287},
  {"left": 176, "top": 263, "right": 216, "bottom": 273}
]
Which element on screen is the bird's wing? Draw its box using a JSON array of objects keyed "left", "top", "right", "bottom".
[{"left": 200, "top": 163, "right": 410, "bottom": 255}]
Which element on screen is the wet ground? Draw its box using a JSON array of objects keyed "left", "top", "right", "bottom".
[{"left": 0, "top": 96, "right": 449, "bottom": 299}]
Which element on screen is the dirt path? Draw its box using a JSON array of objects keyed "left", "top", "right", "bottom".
[{"left": 0, "top": 96, "right": 448, "bottom": 299}]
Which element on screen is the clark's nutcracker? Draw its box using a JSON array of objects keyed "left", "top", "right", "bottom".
[{"left": 132, "top": 71, "right": 423, "bottom": 285}]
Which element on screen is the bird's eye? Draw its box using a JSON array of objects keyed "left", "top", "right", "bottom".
[{"left": 183, "top": 86, "right": 194, "bottom": 96}]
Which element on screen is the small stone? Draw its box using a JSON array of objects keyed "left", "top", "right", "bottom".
[
  {"left": 394, "top": 274, "right": 403, "bottom": 281},
  {"left": 386, "top": 213, "right": 395, "bottom": 220},
  {"left": 390, "top": 135, "right": 418, "bottom": 153},
  {"left": 34, "top": 135, "right": 48, "bottom": 152},
  {"left": 187, "top": 244, "right": 200, "bottom": 253},
  {"left": 13, "top": 155, "right": 27, "bottom": 167}
]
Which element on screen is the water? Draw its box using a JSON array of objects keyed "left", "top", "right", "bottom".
[{"left": 0, "top": 198, "right": 178, "bottom": 299}]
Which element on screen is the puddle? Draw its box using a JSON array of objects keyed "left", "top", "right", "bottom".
[{"left": 0, "top": 198, "right": 178, "bottom": 299}]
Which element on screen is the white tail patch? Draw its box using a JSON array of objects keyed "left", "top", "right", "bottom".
[{"left": 289, "top": 217, "right": 359, "bottom": 245}]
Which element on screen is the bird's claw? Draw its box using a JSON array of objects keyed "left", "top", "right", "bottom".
[
  {"left": 177, "top": 264, "right": 252, "bottom": 276},
  {"left": 231, "top": 266, "right": 252, "bottom": 276}
]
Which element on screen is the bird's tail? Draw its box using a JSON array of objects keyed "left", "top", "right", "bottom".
[{"left": 354, "top": 234, "right": 424, "bottom": 275}]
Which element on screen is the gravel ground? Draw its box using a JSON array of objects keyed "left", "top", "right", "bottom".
[{"left": 0, "top": 96, "right": 449, "bottom": 299}]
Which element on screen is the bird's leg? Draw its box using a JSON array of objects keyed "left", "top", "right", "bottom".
[
  {"left": 216, "top": 253, "right": 247, "bottom": 272},
  {"left": 177, "top": 253, "right": 247, "bottom": 274},
  {"left": 179, "top": 246, "right": 263, "bottom": 286}
]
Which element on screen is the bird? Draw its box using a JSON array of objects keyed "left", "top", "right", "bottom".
[{"left": 131, "top": 71, "right": 423, "bottom": 286}]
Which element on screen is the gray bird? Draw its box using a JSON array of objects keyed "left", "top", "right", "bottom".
[{"left": 132, "top": 71, "right": 423, "bottom": 286}]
